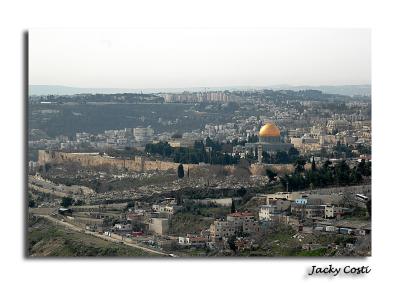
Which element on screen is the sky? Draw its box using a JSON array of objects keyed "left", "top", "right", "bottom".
[{"left": 29, "top": 28, "right": 371, "bottom": 89}]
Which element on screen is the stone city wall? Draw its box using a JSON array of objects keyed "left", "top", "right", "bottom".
[
  {"left": 38, "top": 150, "right": 294, "bottom": 176},
  {"left": 38, "top": 150, "right": 198, "bottom": 173}
]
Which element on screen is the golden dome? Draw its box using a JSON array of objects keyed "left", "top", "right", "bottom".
[{"left": 259, "top": 122, "right": 280, "bottom": 137}]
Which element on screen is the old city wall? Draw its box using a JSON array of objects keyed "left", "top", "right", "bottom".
[
  {"left": 38, "top": 150, "right": 293, "bottom": 175},
  {"left": 38, "top": 150, "right": 198, "bottom": 173},
  {"left": 39, "top": 150, "right": 133, "bottom": 169}
]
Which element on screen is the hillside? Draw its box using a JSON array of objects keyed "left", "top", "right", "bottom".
[{"left": 27, "top": 216, "right": 155, "bottom": 257}]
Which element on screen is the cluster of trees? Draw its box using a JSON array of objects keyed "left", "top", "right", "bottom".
[
  {"left": 105, "top": 147, "right": 142, "bottom": 158},
  {"left": 146, "top": 137, "right": 302, "bottom": 165},
  {"left": 145, "top": 138, "right": 241, "bottom": 165},
  {"left": 262, "top": 147, "right": 300, "bottom": 164},
  {"left": 280, "top": 158, "right": 371, "bottom": 192},
  {"left": 60, "top": 197, "right": 74, "bottom": 207},
  {"left": 244, "top": 147, "right": 300, "bottom": 164},
  {"left": 60, "top": 197, "right": 85, "bottom": 207}
]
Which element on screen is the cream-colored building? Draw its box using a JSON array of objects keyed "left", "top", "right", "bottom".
[
  {"left": 210, "top": 212, "right": 260, "bottom": 241},
  {"left": 227, "top": 212, "right": 259, "bottom": 234},
  {"left": 210, "top": 220, "right": 236, "bottom": 240},
  {"left": 148, "top": 218, "right": 169, "bottom": 235},
  {"left": 324, "top": 205, "right": 345, "bottom": 218}
]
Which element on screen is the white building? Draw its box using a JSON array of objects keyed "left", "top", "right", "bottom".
[
  {"left": 114, "top": 223, "right": 132, "bottom": 231},
  {"left": 259, "top": 205, "right": 277, "bottom": 221}
]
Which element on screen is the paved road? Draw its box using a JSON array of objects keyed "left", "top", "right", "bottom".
[{"left": 36, "top": 214, "right": 171, "bottom": 257}]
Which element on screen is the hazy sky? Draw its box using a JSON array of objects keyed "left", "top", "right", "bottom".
[{"left": 29, "top": 28, "right": 370, "bottom": 88}]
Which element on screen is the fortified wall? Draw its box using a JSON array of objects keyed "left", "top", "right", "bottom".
[
  {"left": 38, "top": 150, "right": 294, "bottom": 176},
  {"left": 38, "top": 150, "right": 198, "bottom": 173}
]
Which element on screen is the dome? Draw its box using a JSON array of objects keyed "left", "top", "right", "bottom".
[{"left": 259, "top": 122, "right": 280, "bottom": 137}]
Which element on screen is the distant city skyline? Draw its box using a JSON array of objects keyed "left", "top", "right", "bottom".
[
  {"left": 29, "top": 83, "right": 371, "bottom": 97},
  {"left": 29, "top": 28, "right": 370, "bottom": 89}
]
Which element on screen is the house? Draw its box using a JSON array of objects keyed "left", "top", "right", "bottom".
[
  {"left": 114, "top": 223, "right": 132, "bottom": 231},
  {"left": 152, "top": 199, "right": 183, "bottom": 215},
  {"left": 178, "top": 235, "right": 208, "bottom": 247}
]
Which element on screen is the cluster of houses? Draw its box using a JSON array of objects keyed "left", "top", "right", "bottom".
[
  {"left": 123, "top": 198, "right": 183, "bottom": 235},
  {"left": 175, "top": 211, "right": 260, "bottom": 251},
  {"left": 257, "top": 191, "right": 352, "bottom": 223},
  {"left": 60, "top": 189, "right": 370, "bottom": 253},
  {"left": 174, "top": 190, "right": 370, "bottom": 251}
]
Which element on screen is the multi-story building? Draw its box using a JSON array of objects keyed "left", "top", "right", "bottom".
[
  {"left": 227, "top": 212, "right": 259, "bottom": 234},
  {"left": 209, "top": 220, "right": 236, "bottom": 240},
  {"left": 210, "top": 211, "right": 259, "bottom": 241},
  {"left": 291, "top": 204, "right": 325, "bottom": 219}
]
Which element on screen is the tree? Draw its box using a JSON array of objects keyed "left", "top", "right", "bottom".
[
  {"left": 294, "top": 157, "right": 307, "bottom": 173},
  {"left": 266, "top": 169, "right": 277, "bottom": 181},
  {"left": 288, "top": 146, "right": 300, "bottom": 160},
  {"left": 334, "top": 160, "right": 351, "bottom": 186},
  {"left": 227, "top": 235, "right": 237, "bottom": 252},
  {"left": 175, "top": 192, "right": 183, "bottom": 205},
  {"left": 231, "top": 200, "right": 236, "bottom": 213},
  {"left": 311, "top": 156, "right": 316, "bottom": 172},
  {"left": 44, "top": 163, "right": 51, "bottom": 173},
  {"left": 275, "top": 151, "right": 289, "bottom": 164},
  {"left": 177, "top": 164, "right": 184, "bottom": 179},
  {"left": 323, "top": 159, "right": 332, "bottom": 170},
  {"left": 61, "top": 197, "right": 74, "bottom": 207},
  {"left": 366, "top": 200, "right": 371, "bottom": 217},
  {"left": 28, "top": 199, "right": 36, "bottom": 208},
  {"left": 237, "top": 187, "right": 247, "bottom": 197}
]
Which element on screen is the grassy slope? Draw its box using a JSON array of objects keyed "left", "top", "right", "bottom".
[{"left": 28, "top": 217, "right": 156, "bottom": 257}]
